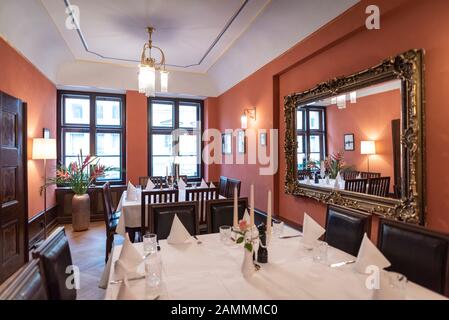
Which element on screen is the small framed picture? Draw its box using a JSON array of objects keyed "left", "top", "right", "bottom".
[
  {"left": 222, "top": 132, "right": 232, "bottom": 155},
  {"left": 43, "top": 128, "right": 50, "bottom": 139},
  {"left": 344, "top": 134, "right": 354, "bottom": 151},
  {"left": 237, "top": 130, "right": 246, "bottom": 154},
  {"left": 260, "top": 133, "right": 267, "bottom": 146}
]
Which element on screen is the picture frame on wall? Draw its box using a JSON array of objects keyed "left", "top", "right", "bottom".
[
  {"left": 237, "top": 130, "right": 246, "bottom": 154},
  {"left": 344, "top": 133, "right": 354, "bottom": 151},
  {"left": 43, "top": 128, "right": 50, "bottom": 139},
  {"left": 222, "top": 132, "right": 232, "bottom": 155}
]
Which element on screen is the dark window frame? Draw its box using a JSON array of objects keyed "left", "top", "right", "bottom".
[
  {"left": 57, "top": 90, "right": 126, "bottom": 185},
  {"left": 148, "top": 97, "right": 204, "bottom": 182}
]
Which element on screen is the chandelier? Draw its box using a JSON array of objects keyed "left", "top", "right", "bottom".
[{"left": 138, "top": 27, "right": 169, "bottom": 97}]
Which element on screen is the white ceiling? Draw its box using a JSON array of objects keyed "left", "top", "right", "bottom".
[{"left": 0, "top": 0, "right": 360, "bottom": 97}]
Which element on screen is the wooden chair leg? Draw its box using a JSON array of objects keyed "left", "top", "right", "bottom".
[{"left": 105, "top": 234, "right": 113, "bottom": 263}]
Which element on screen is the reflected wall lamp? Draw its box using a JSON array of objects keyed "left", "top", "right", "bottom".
[
  {"left": 360, "top": 140, "right": 376, "bottom": 172},
  {"left": 241, "top": 107, "right": 256, "bottom": 129}
]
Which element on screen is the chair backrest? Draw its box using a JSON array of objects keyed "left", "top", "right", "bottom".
[
  {"left": 102, "top": 182, "right": 114, "bottom": 228},
  {"left": 343, "top": 171, "right": 360, "bottom": 180},
  {"left": 298, "top": 170, "right": 312, "bottom": 180},
  {"left": 141, "top": 189, "right": 179, "bottom": 235},
  {"left": 324, "top": 205, "right": 371, "bottom": 256},
  {"left": 226, "top": 178, "right": 241, "bottom": 198},
  {"left": 151, "top": 202, "right": 199, "bottom": 240},
  {"left": 31, "top": 227, "right": 76, "bottom": 300},
  {"left": 344, "top": 178, "right": 368, "bottom": 193},
  {"left": 378, "top": 218, "right": 449, "bottom": 295},
  {"left": 218, "top": 176, "right": 228, "bottom": 197},
  {"left": 186, "top": 187, "right": 219, "bottom": 225},
  {"left": 367, "top": 177, "right": 390, "bottom": 197},
  {"left": 0, "top": 259, "right": 48, "bottom": 300},
  {"left": 206, "top": 198, "right": 248, "bottom": 233},
  {"left": 360, "top": 171, "right": 381, "bottom": 179}
]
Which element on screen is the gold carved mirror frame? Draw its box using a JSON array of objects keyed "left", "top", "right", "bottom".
[{"left": 284, "top": 49, "right": 425, "bottom": 224}]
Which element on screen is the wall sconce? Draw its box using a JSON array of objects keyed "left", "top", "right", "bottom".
[{"left": 241, "top": 108, "right": 256, "bottom": 129}]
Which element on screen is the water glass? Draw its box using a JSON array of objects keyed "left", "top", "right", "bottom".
[
  {"left": 313, "top": 241, "right": 328, "bottom": 263},
  {"left": 143, "top": 233, "right": 157, "bottom": 256},
  {"left": 219, "top": 225, "right": 232, "bottom": 242},
  {"left": 145, "top": 253, "right": 162, "bottom": 288},
  {"left": 273, "top": 220, "right": 284, "bottom": 237}
]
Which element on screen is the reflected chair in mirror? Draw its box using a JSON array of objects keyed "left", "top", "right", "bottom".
[
  {"left": 378, "top": 218, "right": 449, "bottom": 296},
  {"left": 149, "top": 202, "right": 199, "bottom": 240},
  {"left": 31, "top": 227, "right": 76, "bottom": 300},
  {"left": 186, "top": 187, "right": 219, "bottom": 233},
  {"left": 360, "top": 172, "right": 381, "bottom": 179},
  {"left": 218, "top": 176, "right": 228, "bottom": 197},
  {"left": 298, "top": 170, "right": 312, "bottom": 180},
  {"left": 206, "top": 198, "right": 248, "bottom": 234},
  {"left": 0, "top": 260, "right": 48, "bottom": 300},
  {"left": 324, "top": 205, "right": 371, "bottom": 256},
  {"left": 226, "top": 178, "right": 241, "bottom": 198},
  {"left": 344, "top": 179, "right": 368, "bottom": 193},
  {"left": 367, "top": 177, "right": 390, "bottom": 197},
  {"left": 343, "top": 171, "right": 360, "bottom": 180}
]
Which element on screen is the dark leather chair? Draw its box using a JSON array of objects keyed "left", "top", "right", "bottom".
[
  {"left": 378, "top": 218, "right": 449, "bottom": 295},
  {"left": 150, "top": 202, "right": 199, "bottom": 240},
  {"left": 0, "top": 260, "right": 48, "bottom": 300},
  {"left": 226, "top": 178, "right": 241, "bottom": 198},
  {"left": 206, "top": 198, "right": 248, "bottom": 233},
  {"left": 141, "top": 189, "right": 179, "bottom": 237},
  {"left": 325, "top": 205, "right": 371, "bottom": 256},
  {"left": 218, "top": 176, "right": 228, "bottom": 197},
  {"left": 102, "top": 182, "right": 121, "bottom": 261},
  {"left": 31, "top": 227, "right": 76, "bottom": 300}
]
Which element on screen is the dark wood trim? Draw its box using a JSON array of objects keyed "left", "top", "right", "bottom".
[
  {"left": 22, "top": 102, "right": 29, "bottom": 262},
  {"left": 28, "top": 205, "right": 58, "bottom": 250}
]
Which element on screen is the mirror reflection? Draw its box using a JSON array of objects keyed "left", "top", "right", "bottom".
[{"left": 296, "top": 79, "right": 402, "bottom": 199}]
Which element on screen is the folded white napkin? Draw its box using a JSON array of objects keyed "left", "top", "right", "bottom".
[
  {"left": 117, "top": 280, "right": 140, "bottom": 300},
  {"left": 145, "top": 179, "right": 155, "bottom": 191},
  {"left": 178, "top": 178, "right": 187, "bottom": 190},
  {"left": 114, "top": 233, "right": 143, "bottom": 279},
  {"left": 357, "top": 173, "right": 362, "bottom": 179},
  {"left": 167, "top": 214, "right": 191, "bottom": 244},
  {"left": 354, "top": 233, "right": 391, "bottom": 274},
  {"left": 336, "top": 171, "right": 342, "bottom": 181},
  {"left": 242, "top": 209, "right": 250, "bottom": 224},
  {"left": 333, "top": 177, "right": 340, "bottom": 190},
  {"left": 126, "top": 181, "right": 138, "bottom": 201},
  {"left": 200, "top": 179, "right": 208, "bottom": 188},
  {"left": 210, "top": 182, "right": 216, "bottom": 188},
  {"left": 302, "top": 213, "right": 325, "bottom": 248}
]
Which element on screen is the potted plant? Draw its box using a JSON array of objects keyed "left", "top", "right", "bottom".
[
  {"left": 49, "top": 151, "right": 110, "bottom": 232},
  {"left": 324, "top": 152, "right": 353, "bottom": 179}
]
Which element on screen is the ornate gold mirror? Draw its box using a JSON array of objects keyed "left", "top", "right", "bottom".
[{"left": 284, "top": 49, "right": 425, "bottom": 224}]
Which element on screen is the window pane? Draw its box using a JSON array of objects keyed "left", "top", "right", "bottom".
[
  {"left": 64, "top": 132, "right": 90, "bottom": 156},
  {"left": 152, "top": 103, "right": 173, "bottom": 127},
  {"left": 179, "top": 105, "right": 198, "bottom": 128},
  {"left": 297, "top": 154, "right": 306, "bottom": 170},
  {"left": 296, "top": 110, "right": 303, "bottom": 130},
  {"left": 64, "top": 97, "right": 90, "bottom": 124},
  {"left": 297, "top": 135, "right": 304, "bottom": 153},
  {"left": 96, "top": 133, "right": 121, "bottom": 156},
  {"left": 310, "top": 135, "right": 321, "bottom": 153},
  {"left": 309, "top": 111, "right": 320, "bottom": 130},
  {"left": 152, "top": 156, "right": 173, "bottom": 176},
  {"left": 310, "top": 153, "right": 321, "bottom": 163},
  {"left": 96, "top": 99, "right": 121, "bottom": 126},
  {"left": 96, "top": 157, "right": 121, "bottom": 180},
  {"left": 179, "top": 156, "right": 198, "bottom": 177},
  {"left": 179, "top": 135, "right": 198, "bottom": 156},
  {"left": 152, "top": 135, "right": 172, "bottom": 156}
]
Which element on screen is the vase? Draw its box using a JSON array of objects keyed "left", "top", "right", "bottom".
[
  {"left": 241, "top": 247, "right": 256, "bottom": 278},
  {"left": 72, "top": 193, "right": 90, "bottom": 232}
]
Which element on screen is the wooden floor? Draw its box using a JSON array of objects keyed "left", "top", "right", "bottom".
[{"left": 64, "top": 221, "right": 122, "bottom": 300}]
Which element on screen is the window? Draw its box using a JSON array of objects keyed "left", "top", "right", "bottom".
[
  {"left": 296, "top": 107, "right": 326, "bottom": 171},
  {"left": 149, "top": 98, "right": 202, "bottom": 180},
  {"left": 58, "top": 91, "right": 126, "bottom": 184}
]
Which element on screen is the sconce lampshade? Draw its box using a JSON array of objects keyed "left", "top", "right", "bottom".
[
  {"left": 241, "top": 114, "right": 248, "bottom": 129},
  {"left": 360, "top": 140, "right": 376, "bottom": 155},
  {"left": 32, "top": 138, "right": 57, "bottom": 160}
]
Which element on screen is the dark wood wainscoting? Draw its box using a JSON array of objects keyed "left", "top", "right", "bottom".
[
  {"left": 28, "top": 206, "right": 58, "bottom": 250},
  {"left": 55, "top": 185, "right": 126, "bottom": 224}
]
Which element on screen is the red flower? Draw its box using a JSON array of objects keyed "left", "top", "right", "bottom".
[{"left": 239, "top": 219, "right": 248, "bottom": 231}]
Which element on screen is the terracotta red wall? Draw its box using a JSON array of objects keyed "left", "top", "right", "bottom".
[
  {"left": 327, "top": 89, "right": 401, "bottom": 192},
  {"left": 215, "top": 0, "right": 449, "bottom": 234},
  {"left": 0, "top": 37, "right": 56, "bottom": 219}
]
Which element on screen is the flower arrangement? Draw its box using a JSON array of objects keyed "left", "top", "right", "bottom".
[
  {"left": 48, "top": 150, "right": 111, "bottom": 195},
  {"left": 234, "top": 220, "right": 259, "bottom": 252},
  {"left": 324, "top": 152, "right": 352, "bottom": 179}
]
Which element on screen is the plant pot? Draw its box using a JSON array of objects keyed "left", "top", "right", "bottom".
[
  {"left": 72, "top": 193, "right": 90, "bottom": 232},
  {"left": 241, "top": 247, "right": 256, "bottom": 278}
]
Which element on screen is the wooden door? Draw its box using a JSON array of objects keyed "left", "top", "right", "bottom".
[{"left": 0, "top": 92, "right": 28, "bottom": 284}]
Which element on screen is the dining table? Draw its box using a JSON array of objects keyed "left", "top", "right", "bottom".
[
  {"left": 298, "top": 178, "right": 345, "bottom": 191},
  {"left": 103, "top": 227, "right": 446, "bottom": 300}
]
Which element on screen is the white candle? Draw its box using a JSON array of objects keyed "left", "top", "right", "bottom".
[
  {"left": 165, "top": 165, "right": 168, "bottom": 178},
  {"left": 233, "top": 187, "right": 238, "bottom": 228},
  {"left": 267, "top": 190, "right": 272, "bottom": 235},
  {"left": 250, "top": 184, "right": 255, "bottom": 226}
]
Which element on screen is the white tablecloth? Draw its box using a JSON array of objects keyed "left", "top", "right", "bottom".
[
  {"left": 103, "top": 229, "right": 446, "bottom": 300},
  {"left": 299, "top": 179, "right": 345, "bottom": 190}
]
